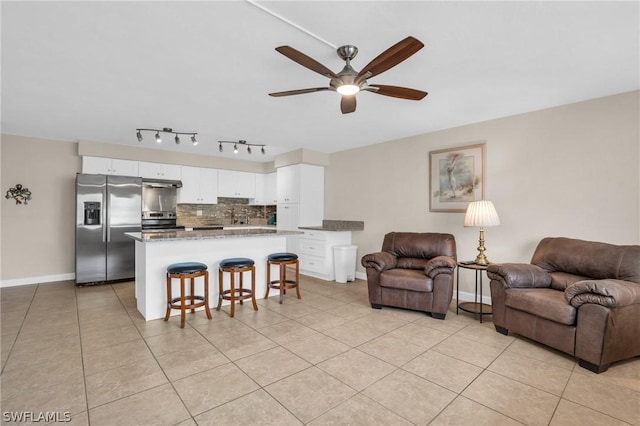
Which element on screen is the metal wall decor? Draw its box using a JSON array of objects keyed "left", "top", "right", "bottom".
[{"left": 5, "top": 184, "right": 32, "bottom": 204}]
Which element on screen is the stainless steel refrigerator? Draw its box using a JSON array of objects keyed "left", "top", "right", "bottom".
[{"left": 75, "top": 173, "right": 142, "bottom": 285}]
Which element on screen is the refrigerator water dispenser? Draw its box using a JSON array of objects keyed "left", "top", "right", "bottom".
[{"left": 84, "top": 202, "right": 101, "bottom": 225}]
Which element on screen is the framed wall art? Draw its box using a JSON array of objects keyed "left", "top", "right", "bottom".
[{"left": 429, "top": 142, "right": 485, "bottom": 212}]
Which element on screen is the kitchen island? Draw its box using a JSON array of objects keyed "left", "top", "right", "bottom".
[{"left": 127, "top": 228, "right": 300, "bottom": 320}]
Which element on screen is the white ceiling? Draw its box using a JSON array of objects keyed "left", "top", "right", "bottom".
[{"left": 2, "top": 1, "right": 638, "bottom": 162}]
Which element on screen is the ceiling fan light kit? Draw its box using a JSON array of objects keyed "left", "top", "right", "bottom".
[
  {"left": 136, "top": 128, "right": 198, "bottom": 146},
  {"left": 269, "top": 36, "right": 428, "bottom": 114}
]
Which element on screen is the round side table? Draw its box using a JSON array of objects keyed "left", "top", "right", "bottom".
[{"left": 456, "top": 261, "right": 492, "bottom": 323}]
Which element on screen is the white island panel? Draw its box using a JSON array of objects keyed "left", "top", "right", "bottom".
[{"left": 134, "top": 234, "right": 288, "bottom": 320}]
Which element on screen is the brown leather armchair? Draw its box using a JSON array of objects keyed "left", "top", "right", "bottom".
[
  {"left": 361, "top": 232, "right": 457, "bottom": 319},
  {"left": 488, "top": 237, "right": 640, "bottom": 373}
]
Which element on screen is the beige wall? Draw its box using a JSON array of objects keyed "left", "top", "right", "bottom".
[
  {"left": 325, "top": 91, "right": 640, "bottom": 297},
  {"left": 1, "top": 135, "right": 81, "bottom": 283},
  {"left": 2, "top": 91, "right": 638, "bottom": 288}
]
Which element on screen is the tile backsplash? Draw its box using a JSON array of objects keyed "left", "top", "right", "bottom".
[{"left": 177, "top": 197, "right": 276, "bottom": 227}]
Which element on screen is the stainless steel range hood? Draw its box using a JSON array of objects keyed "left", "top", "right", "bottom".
[{"left": 142, "top": 178, "right": 182, "bottom": 188}]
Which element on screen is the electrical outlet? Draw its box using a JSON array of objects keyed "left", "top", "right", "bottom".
[{"left": 196, "top": 210, "right": 202, "bottom": 216}]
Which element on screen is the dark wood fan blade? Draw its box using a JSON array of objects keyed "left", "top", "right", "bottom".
[
  {"left": 276, "top": 46, "right": 338, "bottom": 79},
  {"left": 357, "top": 36, "right": 424, "bottom": 79},
  {"left": 365, "top": 84, "right": 428, "bottom": 100},
  {"left": 269, "top": 87, "right": 332, "bottom": 97},
  {"left": 340, "top": 95, "right": 357, "bottom": 114}
]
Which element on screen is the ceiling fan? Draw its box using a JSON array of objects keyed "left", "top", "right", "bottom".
[{"left": 269, "top": 36, "right": 428, "bottom": 114}]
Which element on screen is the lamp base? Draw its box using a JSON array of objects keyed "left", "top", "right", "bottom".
[{"left": 474, "top": 227, "right": 491, "bottom": 266}]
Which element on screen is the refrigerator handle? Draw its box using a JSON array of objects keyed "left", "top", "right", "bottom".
[{"left": 106, "top": 190, "right": 111, "bottom": 242}]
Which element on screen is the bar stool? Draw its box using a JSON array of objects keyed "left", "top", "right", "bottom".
[
  {"left": 265, "top": 252, "right": 300, "bottom": 304},
  {"left": 217, "top": 257, "right": 257, "bottom": 317},
  {"left": 165, "top": 262, "right": 212, "bottom": 328}
]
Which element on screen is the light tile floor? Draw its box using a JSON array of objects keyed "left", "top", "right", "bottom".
[{"left": 1, "top": 276, "right": 639, "bottom": 425}]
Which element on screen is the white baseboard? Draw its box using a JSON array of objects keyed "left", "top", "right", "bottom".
[
  {"left": 355, "top": 271, "right": 367, "bottom": 281},
  {"left": 0, "top": 273, "right": 75, "bottom": 288}
]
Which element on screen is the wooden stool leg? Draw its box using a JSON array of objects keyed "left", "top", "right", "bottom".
[
  {"left": 251, "top": 266, "right": 258, "bottom": 311},
  {"left": 164, "top": 273, "right": 172, "bottom": 321},
  {"left": 295, "top": 261, "right": 301, "bottom": 299},
  {"left": 265, "top": 261, "right": 271, "bottom": 299},
  {"left": 190, "top": 277, "right": 196, "bottom": 313},
  {"left": 204, "top": 271, "right": 212, "bottom": 319},
  {"left": 279, "top": 263, "right": 285, "bottom": 304},
  {"left": 216, "top": 269, "right": 223, "bottom": 311},
  {"left": 229, "top": 271, "right": 236, "bottom": 318},
  {"left": 179, "top": 276, "right": 186, "bottom": 328},
  {"left": 239, "top": 272, "right": 244, "bottom": 306}
]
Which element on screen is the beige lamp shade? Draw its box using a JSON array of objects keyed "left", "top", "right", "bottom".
[{"left": 464, "top": 200, "right": 500, "bottom": 227}]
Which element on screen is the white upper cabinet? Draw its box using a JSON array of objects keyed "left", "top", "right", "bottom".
[
  {"left": 277, "top": 165, "right": 300, "bottom": 203},
  {"left": 178, "top": 166, "right": 218, "bottom": 204},
  {"left": 218, "top": 170, "right": 256, "bottom": 198},
  {"left": 251, "top": 172, "right": 277, "bottom": 205},
  {"left": 265, "top": 172, "right": 278, "bottom": 205},
  {"left": 82, "top": 156, "right": 139, "bottom": 177},
  {"left": 138, "top": 161, "right": 182, "bottom": 180},
  {"left": 276, "top": 164, "right": 324, "bottom": 228}
]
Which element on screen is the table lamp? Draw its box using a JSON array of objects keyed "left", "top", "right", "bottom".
[{"left": 464, "top": 200, "right": 500, "bottom": 265}]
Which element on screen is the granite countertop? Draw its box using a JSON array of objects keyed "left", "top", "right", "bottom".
[
  {"left": 126, "top": 228, "right": 300, "bottom": 242},
  {"left": 298, "top": 220, "right": 364, "bottom": 232}
]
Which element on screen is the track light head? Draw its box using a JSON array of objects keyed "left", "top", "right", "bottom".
[
  {"left": 218, "top": 143, "right": 223, "bottom": 152},
  {"left": 136, "top": 131, "right": 143, "bottom": 142},
  {"left": 174, "top": 134, "right": 180, "bottom": 144},
  {"left": 155, "top": 132, "right": 161, "bottom": 143},
  {"left": 261, "top": 146, "right": 265, "bottom": 155},
  {"left": 191, "top": 135, "right": 197, "bottom": 145},
  {"left": 247, "top": 146, "right": 252, "bottom": 154},
  {"left": 233, "top": 144, "right": 238, "bottom": 154}
]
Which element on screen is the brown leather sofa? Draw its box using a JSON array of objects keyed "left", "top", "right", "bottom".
[
  {"left": 361, "top": 232, "right": 457, "bottom": 319},
  {"left": 488, "top": 237, "right": 640, "bottom": 373}
]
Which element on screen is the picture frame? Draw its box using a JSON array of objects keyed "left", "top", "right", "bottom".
[{"left": 429, "top": 142, "right": 485, "bottom": 212}]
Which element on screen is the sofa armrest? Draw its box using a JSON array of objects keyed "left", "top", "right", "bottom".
[
  {"left": 361, "top": 252, "right": 397, "bottom": 272},
  {"left": 565, "top": 279, "right": 640, "bottom": 308},
  {"left": 425, "top": 256, "right": 456, "bottom": 279},
  {"left": 487, "top": 263, "right": 552, "bottom": 288}
]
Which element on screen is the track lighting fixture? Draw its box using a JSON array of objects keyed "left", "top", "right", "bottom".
[
  {"left": 136, "top": 128, "right": 198, "bottom": 146},
  {"left": 217, "top": 140, "right": 266, "bottom": 155}
]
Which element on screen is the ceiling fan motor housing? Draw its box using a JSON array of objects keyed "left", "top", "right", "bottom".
[{"left": 337, "top": 45, "right": 358, "bottom": 61}]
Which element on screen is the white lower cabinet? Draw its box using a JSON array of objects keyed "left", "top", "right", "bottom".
[{"left": 298, "top": 230, "right": 352, "bottom": 281}]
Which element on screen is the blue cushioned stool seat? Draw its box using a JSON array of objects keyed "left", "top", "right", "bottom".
[
  {"left": 268, "top": 253, "right": 298, "bottom": 262},
  {"left": 167, "top": 262, "right": 208, "bottom": 274},
  {"left": 219, "top": 258, "right": 255, "bottom": 269}
]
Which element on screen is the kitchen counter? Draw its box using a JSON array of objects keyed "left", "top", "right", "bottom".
[
  {"left": 127, "top": 227, "right": 295, "bottom": 242},
  {"left": 127, "top": 228, "right": 300, "bottom": 320},
  {"left": 298, "top": 220, "right": 364, "bottom": 232}
]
